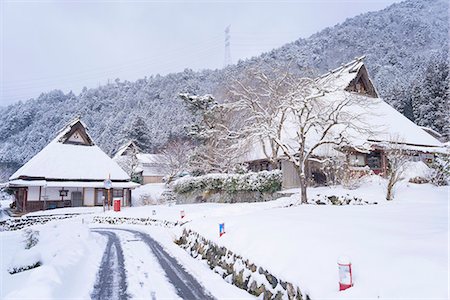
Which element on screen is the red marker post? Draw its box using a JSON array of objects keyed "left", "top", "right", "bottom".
[
  {"left": 180, "top": 210, "right": 185, "bottom": 219},
  {"left": 219, "top": 223, "right": 225, "bottom": 237},
  {"left": 338, "top": 257, "right": 353, "bottom": 291}
]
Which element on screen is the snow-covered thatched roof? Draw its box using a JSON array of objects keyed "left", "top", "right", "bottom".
[
  {"left": 243, "top": 57, "right": 446, "bottom": 162},
  {"left": 112, "top": 140, "right": 139, "bottom": 160},
  {"left": 113, "top": 142, "right": 167, "bottom": 177},
  {"left": 10, "top": 118, "right": 131, "bottom": 182},
  {"left": 316, "top": 55, "right": 378, "bottom": 97},
  {"left": 137, "top": 154, "right": 166, "bottom": 176}
]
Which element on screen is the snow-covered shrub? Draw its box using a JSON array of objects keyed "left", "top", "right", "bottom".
[
  {"left": 341, "top": 166, "right": 372, "bottom": 190},
  {"left": 131, "top": 183, "right": 166, "bottom": 206},
  {"left": 307, "top": 194, "right": 376, "bottom": 205},
  {"left": 231, "top": 163, "right": 250, "bottom": 174},
  {"left": 402, "top": 161, "right": 433, "bottom": 184},
  {"left": 8, "top": 248, "right": 42, "bottom": 274},
  {"left": 430, "top": 154, "right": 450, "bottom": 186},
  {"left": 320, "top": 157, "right": 346, "bottom": 185},
  {"left": 172, "top": 170, "right": 282, "bottom": 194},
  {"left": 139, "top": 194, "right": 157, "bottom": 205},
  {"left": 23, "top": 229, "right": 39, "bottom": 249},
  {"left": 409, "top": 176, "right": 429, "bottom": 184},
  {"left": 160, "top": 189, "right": 176, "bottom": 203}
]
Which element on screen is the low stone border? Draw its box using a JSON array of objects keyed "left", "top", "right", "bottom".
[
  {"left": 0, "top": 214, "right": 76, "bottom": 231},
  {"left": 91, "top": 216, "right": 179, "bottom": 228},
  {"left": 176, "top": 229, "right": 310, "bottom": 300}
]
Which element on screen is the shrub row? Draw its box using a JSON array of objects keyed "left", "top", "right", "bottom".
[{"left": 172, "top": 170, "right": 282, "bottom": 194}]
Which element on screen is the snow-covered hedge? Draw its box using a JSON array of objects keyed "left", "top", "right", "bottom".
[
  {"left": 172, "top": 170, "right": 282, "bottom": 194},
  {"left": 307, "top": 194, "right": 376, "bottom": 205}
]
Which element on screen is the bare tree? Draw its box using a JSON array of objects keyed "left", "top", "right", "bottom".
[
  {"left": 228, "top": 66, "right": 374, "bottom": 203},
  {"left": 160, "top": 138, "right": 195, "bottom": 183},
  {"left": 226, "top": 65, "right": 299, "bottom": 168},
  {"left": 384, "top": 147, "right": 409, "bottom": 200}
]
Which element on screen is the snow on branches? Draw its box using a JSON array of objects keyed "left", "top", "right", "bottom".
[{"left": 226, "top": 65, "right": 375, "bottom": 203}]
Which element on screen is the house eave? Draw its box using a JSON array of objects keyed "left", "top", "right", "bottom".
[{"left": 7, "top": 179, "right": 140, "bottom": 189}]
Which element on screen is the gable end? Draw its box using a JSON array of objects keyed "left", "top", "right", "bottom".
[
  {"left": 345, "top": 65, "right": 378, "bottom": 98},
  {"left": 59, "top": 121, "right": 94, "bottom": 146}
]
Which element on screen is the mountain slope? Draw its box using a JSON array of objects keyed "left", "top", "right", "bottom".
[{"left": 0, "top": 0, "right": 448, "bottom": 180}]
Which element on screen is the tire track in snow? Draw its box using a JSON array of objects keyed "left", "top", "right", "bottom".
[
  {"left": 94, "top": 228, "right": 215, "bottom": 300},
  {"left": 91, "top": 230, "right": 129, "bottom": 300}
]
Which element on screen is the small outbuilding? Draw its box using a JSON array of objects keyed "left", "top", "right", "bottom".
[
  {"left": 7, "top": 118, "right": 139, "bottom": 212},
  {"left": 113, "top": 141, "right": 167, "bottom": 184}
]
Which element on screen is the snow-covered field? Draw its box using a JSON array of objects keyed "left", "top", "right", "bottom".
[
  {"left": 1, "top": 179, "right": 448, "bottom": 299},
  {"left": 1, "top": 219, "right": 105, "bottom": 299},
  {"left": 101, "top": 180, "right": 449, "bottom": 299}
]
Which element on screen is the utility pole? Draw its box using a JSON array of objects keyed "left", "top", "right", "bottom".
[{"left": 224, "top": 25, "right": 232, "bottom": 67}]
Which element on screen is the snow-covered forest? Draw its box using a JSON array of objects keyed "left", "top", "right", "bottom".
[{"left": 0, "top": 0, "right": 448, "bottom": 181}]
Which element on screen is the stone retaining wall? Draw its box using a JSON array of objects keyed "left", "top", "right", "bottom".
[
  {"left": 176, "top": 228, "right": 310, "bottom": 300},
  {"left": 92, "top": 216, "right": 179, "bottom": 228},
  {"left": 0, "top": 214, "right": 78, "bottom": 231},
  {"left": 176, "top": 190, "right": 281, "bottom": 204}
]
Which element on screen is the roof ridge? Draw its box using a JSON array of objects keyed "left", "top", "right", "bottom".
[{"left": 317, "top": 55, "right": 366, "bottom": 79}]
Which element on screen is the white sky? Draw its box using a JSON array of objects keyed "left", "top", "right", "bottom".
[{"left": 1, "top": 0, "right": 402, "bottom": 106}]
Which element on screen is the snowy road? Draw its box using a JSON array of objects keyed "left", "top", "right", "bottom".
[
  {"left": 92, "top": 228, "right": 215, "bottom": 300},
  {"left": 91, "top": 230, "right": 130, "bottom": 300}
]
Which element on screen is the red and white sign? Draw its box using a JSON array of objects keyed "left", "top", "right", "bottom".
[{"left": 338, "top": 257, "right": 353, "bottom": 291}]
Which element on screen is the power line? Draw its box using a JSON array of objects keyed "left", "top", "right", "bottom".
[{"left": 224, "top": 25, "right": 232, "bottom": 67}]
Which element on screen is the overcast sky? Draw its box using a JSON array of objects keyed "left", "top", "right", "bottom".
[{"left": 1, "top": 0, "right": 402, "bottom": 106}]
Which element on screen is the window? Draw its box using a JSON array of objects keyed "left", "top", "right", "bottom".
[
  {"left": 349, "top": 154, "right": 366, "bottom": 167},
  {"left": 366, "top": 152, "right": 381, "bottom": 170},
  {"left": 113, "top": 189, "right": 123, "bottom": 197}
]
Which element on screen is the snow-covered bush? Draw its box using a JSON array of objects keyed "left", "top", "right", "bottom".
[
  {"left": 429, "top": 154, "right": 450, "bottom": 186},
  {"left": 23, "top": 229, "right": 39, "bottom": 249},
  {"left": 139, "top": 194, "right": 157, "bottom": 205},
  {"left": 159, "top": 189, "right": 176, "bottom": 203},
  {"left": 320, "top": 158, "right": 344, "bottom": 186},
  {"left": 8, "top": 249, "right": 41, "bottom": 274},
  {"left": 307, "top": 194, "right": 376, "bottom": 205},
  {"left": 341, "top": 166, "right": 372, "bottom": 190},
  {"left": 402, "top": 161, "right": 433, "bottom": 184},
  {"left": 0, "top": 189, "right": 14, "bottom": 201},
  {"left": 131, "top": 183, "right": 166, "bottom": 206},
  {"left": 172, "top": 170, "right": 282, "bottom": 194}
]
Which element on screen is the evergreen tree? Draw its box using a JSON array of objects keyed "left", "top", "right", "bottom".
[
  {"left": 412, "top": 52, "right": 449, "bottom": 138},
  {"left": 126, "top": 116, "right": 152, "bottom": 152}
]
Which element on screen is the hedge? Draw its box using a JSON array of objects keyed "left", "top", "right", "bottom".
[{"left": 172, "top": 170, "right": 282, "bottom": 194}]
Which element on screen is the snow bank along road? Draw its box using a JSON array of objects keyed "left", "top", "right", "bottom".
[{"left": 91, "top": 228, "right": 215, "bottom": 300}]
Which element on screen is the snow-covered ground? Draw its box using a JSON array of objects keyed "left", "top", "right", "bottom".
[
  {"left": 131, "top": 183, "right": 166, "bottom": 206},
  {"left": 2, "top": 179, "right": 448, "bottom": 299},
  {"left": 99, "top": 180, "right": 449, "bottom": 299},
  {"left": 24, "top": 206, "right": 103, "bottom": 217},
  {"left": 1, "top": 218, "right": 105, "bottom": 299},
  {"left": 0, "top": 192, "right": 14, "bottom": 221}
]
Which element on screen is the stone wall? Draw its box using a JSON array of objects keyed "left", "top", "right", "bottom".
[
  {"left": 0, "top": 214, "right": 76, "bottom": 231},
  {"left": 176, "top": 229, "right": 310, "bottom": 300},
  {"left": 92, "top": 216, "right": 178, "bottom": 228},
  {"left": 176, "top": 190, "right": 281, "bottom": 204}
]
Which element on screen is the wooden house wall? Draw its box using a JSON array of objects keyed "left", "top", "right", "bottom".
[
  {"left": 143, "top": 176, "right": 164, "bottom": 184},
  {"left": 84, "top": 188, "right": 95, "bottom": 206},
  {"left": 12, "top": 186, "right": 131, "bottom": 212},
  {"left": 281, "top": 160, "right": 301, "bottom": 189}
]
